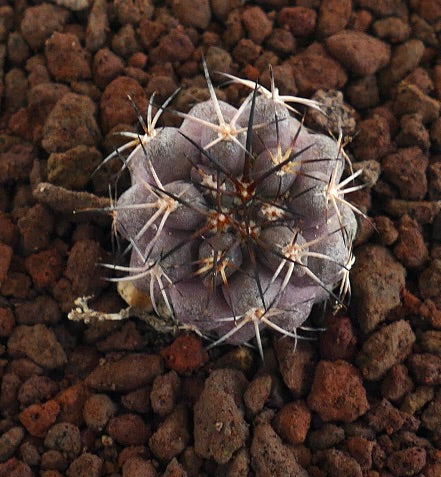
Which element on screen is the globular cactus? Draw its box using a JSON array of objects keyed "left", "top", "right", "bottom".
[{"left": 102, "top": 65, "right": 362, "bottom": 357}]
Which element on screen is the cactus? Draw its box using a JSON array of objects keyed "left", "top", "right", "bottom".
[{"left": 99, "top": 65, "right": 363, "bottom": 358}]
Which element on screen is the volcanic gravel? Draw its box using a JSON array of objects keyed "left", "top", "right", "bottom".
[{"left": 1, "top": 1, "right": 441, "bottom": 476}]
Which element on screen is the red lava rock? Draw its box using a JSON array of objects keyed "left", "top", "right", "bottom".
[
  {"left": 351, "top": 245, "right": 406, "bottom": 333},
  {"left": 374, "top": 215, "right": 399, "bottom": 245},
  {"left": 15, "top": 294, "right": 61, "bottom": 326},
  {"left": 372, "top": 16, "right": 410, "bottom": 43},
  {"left": 419, "top": 259, "right": 441, "bottom": 302},
  {"left": 325, "top": 30, "right": 390, "bottom": 76},
  {"left": 42, "top": 93, "right": 101, "bottom": 154},
  {"left": 122, "top": 457, "right": 157, "bottom": 477},
  {"left": 151, "top": 27, "right": 195, "bottom": 64},
  {"left": 351, "top": 114, "right": 392, "bottom": 161},
  {"left": 243, "top": 374, "right": 272, "bottom": 415},
  {"left": 193, "top": 369, "right": 248, "bottom": 464},
  {"left": 66, "top": 453, "right": 103, "bottom": 477},
  {"left": 55, "top": 382, "right": 89, "bottom": 425},
  {"left": 0, "top": 242, "right": 12, "bottom": 285},
  {"left": 47, "top": 146, "right": 102, "bottom": 190},
  {"left": 45, "top": 32, "right": 91, "bottom": 82},
  {"left": 308, "top": 423, "right": 345, "bottom": 450},
  {"left": 64, "top": 239, "right": 109, "bottom": 297},
  {"left": 0, "top": 372, "right": 21, "bottom": 413},
  {"left": 138, "top": 19, "right": 165, "bottom": 50},
  {"left": 107, "top": 413, "right": 150, "bottom": 446},
  {"left": 8, "top": 324, "right": 67, "bottom": 369},
  {"left": 380, "top": 363, "right": 414, "bottom": 402},
  {"left": 407, "top": 353, "right": 441, "bottom": 385},
  {"left": 100, "top": 76, "right": 147, "bottom": 133},
  {"left": 150, "top": 370, "right": 181, "bottom": 417},
  {"left": 319, "top": 316, "right": 357, "bottom": 361},
  {"left": 0, "top": 143, "right": 35, "bottom": 184},
  {"left": 9, "top": 82, "right": 70, "bottom": 143},
  {"left": 393, "top": 83, "right": 440, "bottom": 124},
  {"left": 17, "top": 203, "right": 54, "bottom": 254},
  {"left": 18, "top": 375, "right": 59, "bottom": 406},
  {"left": 172, "top": 0, "right": 211, "bottom": 29},
  {"left": 421, "top": 391, "right": 441, "bottom": 432},
  {"left": 387, "top": 447, "right": 426, "bottom": 476},
  {"left": 0, "top": 426, "right": 25, "bottom": 462},
  {"left": 24, "top": 247, "right": 63, "bottom": 289},
  {"left": 19, "top": 400, "right": 60, "bottom": 438},
  {"left": 1, "top": 271, "right": 32, "bottom": 300},
  {"left": 382, "top": 147, "right": 428, "bottom": 200},
  {"left": 121, "top": 386, "right": 151, "bottom": 414},
  {"left": 0, "top": 307, "right": 15, "bottom": 337},
  {"left": 393, "top": 214, "right": 428, "bottom": 268},
  {"left": 366, "top": 398, "right": 407, "bottom": 434},
  {"left": 379, "top": 39, "right": 425, "bottom": 89},
  {"left": 346, "top": 435, "right": 374, "bottom": 470},
  {"left": 149, "top": 404, "right": 190, "bottom": 461},
  {"left": 275, "top": 338, "right": 316, "bottom": 398},
  {"left": 160, "top": 334, "right": 208, "bottom": 373},
  {"left": 317, "top": 0, "right": 352, "bottom": 37},
  {"left": 44, "top": 422, "right": 81, "bottom": 458},
  {"left": 250, "top": 424, "right": 308, "bottom": 477},
  {"left": 273, "top": 400, "right": 311, "bottom": 445},
  {"left": 307, "top": 360, "right": 369, "bottom": 423},
  {"left": 289, "top": 43, "right": 347, "bottom": 96},
  {"left": 277, "top": 7, "right": 317, "bottom": 37},
  {"left": 85, "top": 0, "right": 108, "bottom": 52},
  {"left": 357, "top": 320, "right": 416, "bottom": 381},
  {"left": 96, "top": 321, "right": 144, "bottom": 352},
  {"left": 0, "top": 212, "right": 18, "bottom": 247},
  {"left": 92, "top": 47, "right": 125, "bottom": 89},
  {"left": 316, "top": 448, "right": 362, "bottom": 477},
  {"left": 83, "top": 393, "right": 116, "bottom": 430},
  {"left": 242, "top": 6, "right": 272, "bottom": 44},
  {"left": 396, "top": 113, "right": 430, "bottom": 151},
  {"left": 85, "top": 353, "right": 163, "bottom": 392},
  {"left": 233, "top": 38, "right": 262, "bottom": 65},
  {"left": 113, "top": 0, "right": 153, "bottom": 24},
  {"left": 0, "top": 457, "right": 33, "bottom": 477},
  {"left": 20, "top": 4, "right": 69, "bottom": 51}
]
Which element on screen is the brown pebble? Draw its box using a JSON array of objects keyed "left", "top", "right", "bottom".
[
  {"left": 66, "top": 453, "right": 103, "bottom": 477},
  {"left": 159, "top": 334, "right": 208, "bottom": 373},
  {"left": 85, "top": 353, "right": 163, "bottom": 392},
  {"left": 278, "top": 7, "right": 316, "bottom": 37},
  {"left": 100, "top": 76, "right": 147, "bottom": 133},
  {"left": 243, "top": 374, "right": 272, "bottom": 416},
  {"left": 380, "top": 364, "right": 414, "bottom": 402},
  {"left": 122, "top": 457, "right": 157, "bottom": 477},
  {"left": 352, "top": 114, "right": 392, "bottom": 161},
  {"left": 150, "top": 370, "right": 180, "bottom": 417},
  {"left": 307, "top": 360, "right": 369, "bottom": 423},
  {"left": 242, "top": 6, "right": 272, "bottom": 44},
  {"left": 83, "top": 393, "right": 116, "bottom": 430},
  {"left": 387, "top": 447, "right": 426, "bottom": 476},
  {"left": 351, "top": 245, "right": 406, "bottom": 333},
  {"left": 19, "top": 400, "right": 60, "bottom": 438},
  {"left": 8, "top": 324, "right": 67, "bottom": 369},
  {"left": 45, "top": 32, "right": 91, "bottom": 82},
  {"left": 0, "top": 242, "right": 12, "bottom": 285},
  {"left": 275, "top": 338, "right": 316, "bottom": 398},
  {"left": 0, "top": 307, "right": 15, "bottom": 337},
  {"left": 149, "top": 404, "right": 190, "bottom": 461},
  {"left": 326, "top": 30, "right": 390, "bottom": 76},
  {"left": 107, "top": 413, "right": 150, "bottom": 446},
  {"left": 172, "top": 0, "right": 211, "bottom": 29},
  {"left": 319, "top": 316, "right": 357, "bottom": 361},
  {"left": 251, "top": 424, "right": 308, "bottom": 477},
  {"left": 289, "top": 43, "right": 347, "bottom": 96},
  {"left": 393, "top": 214, "right": 428, "bottom": 268},
  {"left": 357, "top": 320, "right": 416, "bottom": 381},
  {"left": 273, "top": 400, "right": 311, "bottom": 445},
  {"left": 407, "top": 353, "right": 441, "bottom": 385},
  {"left": 396, "top": 113, "right": 430, "bottom": 150},
  {"left": 44, "top": 422, "right": 81, "bottom": 458},
  {"left": 317, "top": 0, "right": 352, "bottom": 37}
]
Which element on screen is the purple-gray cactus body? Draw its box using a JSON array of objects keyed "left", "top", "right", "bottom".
[{"left": 111, "top": 74, "right": 358, "bottom": 353}]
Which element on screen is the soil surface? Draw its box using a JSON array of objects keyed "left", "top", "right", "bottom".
[{"left": 1, "top": 1, "right": 441, "bottom": 476}]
